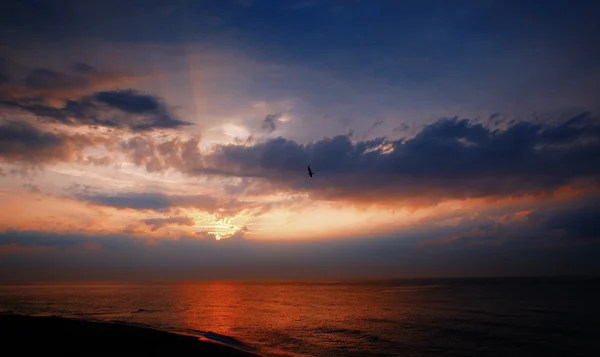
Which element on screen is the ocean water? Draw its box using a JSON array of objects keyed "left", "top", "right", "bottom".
[{"left": 0, "top": 277, "right": 598, "bottom": 357}]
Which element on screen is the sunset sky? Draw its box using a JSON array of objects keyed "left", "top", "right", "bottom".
[{"left": 1, "top": 0, "right": 599, "bottom": 280}]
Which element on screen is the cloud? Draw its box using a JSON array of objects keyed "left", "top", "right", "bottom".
[
  {"left": 70, "top": 62, "right": 97, "bottom": 74},
  {"left": 0, "top": 243, "right": 55, "bottom": 254},
  {"left": 203, "top": 112, "right": 600, "bottom": 203},
  {"left": 0, "top": 58, "right": 182, "bottom": 132},
  {"left": 544, "top": 206, "right": 598, "bottom": 240},
  {"left": 393, "top": 123, "right": 410, "bottom": 132},
  {"left": 229, "top": 225, "right": 248, "bottom": 240},
  {"left": 119, "top": 135, "right": 203, "bottom": 172},
  {"left": 371, "top": 119, "right": 384, "bottom": 129},
  {"left": 530, "top": 198, "right": 600, "bottom": 241},
  {"left": 0, "top": 120, "right": 111, "bottom": 165},
  {"left": 142, "top": 217, "right": 195, "bottom": 231},
  {"left": 93, "top": 90, "right": 160, "bottom": 113},
  {"left": 0, "top": 58, "right": 142, "bottom": 101},
  {"left": 75, "top": 191, "right": 255, "bottom": 216},
  {"left": 0, "top": 229, "right": 142, "bottom": 252},
  {"left": 77, "top": 192, "right": 175, "bottom": 211},
  {"left": 42, "top": 110, "right": 594, "bottom": 209},
  {"left": 24, "top": 68, "right": 89, "bottom": 91},
  {"left": 1, "top": 89, "right": 192, "bottom": 132},
  {"left": 92, "top": 89, "right": 193, "bottom": 131},
  {"left": 413, "top": 191, "right": 600, "bottom": 252},
  {"left": 261, "top": 113, "right": 283, "bottom": 133},
  {"left": 2, "top": 216, "right": 599, "bottom": 280}
]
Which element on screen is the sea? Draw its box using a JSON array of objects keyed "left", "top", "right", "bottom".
[{"left": 0, "top": 277, "right": 598, "bottom": 357}]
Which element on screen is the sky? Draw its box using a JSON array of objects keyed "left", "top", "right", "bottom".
[{"left": 0, "top": 0, "right": 599, "bottom": 280}]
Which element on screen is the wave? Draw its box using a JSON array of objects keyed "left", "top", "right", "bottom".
[{"left": 203, "top": 331, "right": 257, "bottom": 352}]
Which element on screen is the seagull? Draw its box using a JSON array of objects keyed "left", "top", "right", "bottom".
[{"left": 307, "top": 165, "right": 314, "bottom": 178}]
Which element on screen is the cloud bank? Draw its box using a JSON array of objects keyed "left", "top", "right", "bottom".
[
  {"left": 1, "top": 89, "right": 192, "bottom": 132},
  {"left": 0, "top": 120, "right": 111, "bottom": 165},
  {"left": 1, "top": 192, "right": 598, "bottom": 280},
  {"left": 202, "top": 113, "right": 600, "bottom": 203}
]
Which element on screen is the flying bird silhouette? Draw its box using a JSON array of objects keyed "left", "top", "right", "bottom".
[{"left": 307, "top": 165, "right": 313, "bottom": 178}]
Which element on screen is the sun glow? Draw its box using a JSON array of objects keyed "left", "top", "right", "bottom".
[{"left": 221, "top": 123, "right": 250, "bottom": 139}]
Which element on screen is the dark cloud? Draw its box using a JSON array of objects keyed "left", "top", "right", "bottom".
[
  {"left": 0, "top": 59, "right": 174, "bottom": 131},
  {"left": 77, "top": 192, "right": 173, "bottom": 211},
  {"left": 2, "top": 219, "right": 600, "bottom": 280},
  {"left": 25, "top": 68, "right": 89, "bottom": 91},
  {"left": 204, "top": 113, "right": 600, "bottom": 203},
  {"left": 1, "top": 99, "right": 67, "bottom": 119},
  {"left": 142, "top": 217, "right": 195, "bottom": 231},
  {"left": 529, "top": 198, "right": 600, "bottom": 241},
  {"left": 393, "top": 123, "right": 410, "bottom": 132},
  {"left": 93, "top": 90, "right": 164, "bottom": 115},
  {"left": 75, "top": 191, "right": 255, "bottom": 216},
  {"left": 545, "top": 206, "right": 598, "bottom": 240},
  {"left": 0, "top": 229, "right": 142, "bottom": 252},
  {"left": 414, "top": 193, "right": 600, "bottom": 254},
  {"left": 0, "top": 59, "right": 128, "bottom": 98},
  {"left": 92, "top": 89, "right": 193, "bottom": 131},
  {"left": 1, "top": 89, "right": 192, "bottom": 132},
  {"left": 261, "top": 113, "right": 283, "bottom": 133},
  {"left": 0, "top": 121, "right": 63, "bottom": 154},
  {"left": 70, "top": 62, "right": 97, "bottom": 74},
  {"left": 371, "top": 119, "right": 384, "bottom": 129},
  {"left": 0, "top": 120, "right": 108, "bottom": 165},
  {"left": 233, "top": 135, "right": 254, "bottom": 145}
]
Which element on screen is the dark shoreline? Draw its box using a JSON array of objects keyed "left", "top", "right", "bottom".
[{"left": 0, "top": 314, "right": 262, "bottom": 356}]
